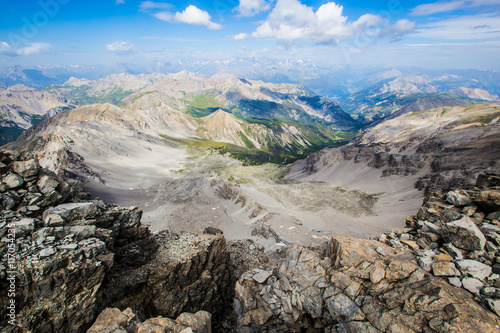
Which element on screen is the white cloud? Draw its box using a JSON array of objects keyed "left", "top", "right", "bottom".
[
  {"left": 379, "top": 19, "right": 418, "bottom": 40},
  {"left": 139, "top": 1, "right": 171, "bottom": 12},
  {"left": 411, "top": 0, "right": 500, "bottom": 16},
  {"left": 241, "top": 0, "right": 415, "bottom": 45},
  {"left": 0, "top": 42, "right": 52, "bottom": 57},
  {"left": 106, "top": 41, "right": 135, "bottom": 55},
  {"left": 152, "top": 5, "right": 222, "bottom": 30},
  {"left": 235, "top": 0, "right": 271, "bottom": 17},
  {"left": 413, "top": 14, "right": 500, "bottom": 39},
  {"left": 116, "top": 0, "right": 125, "bottom": 4},
  {"left": 234, "top": 33, "right": 250, "bottom": 40}
]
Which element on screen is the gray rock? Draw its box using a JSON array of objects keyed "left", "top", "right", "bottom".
[
  {"left": 301, "top": 286, "right": 322, "bottom": 318},
  {"left": 442, "top": 243, "right": 464, "bottom": 259},
  {"left": 37, "top": 175, "right": 59, "bottom": 194},
  {"left": 481, "top": 223, "right": 500, "bottom": 234},
  {"left": 3, "top": 173, "right": 24, "bottom": 189},
  {"left": 376, "top": 246, "right": 387, "bottom": 256},
  {"left": 486, "top": 298, "right": 500, "bottom": 317},
  {"left": 442, "top": 216, "right": 487, "bottom": 251},
  {"left": 43, "top": 202, "right": 100, "bottom": 222},
  {"left": 448, "top": 277, "right": 462, "bottom": 287},
  {"left": 447, "top": 190, "right": 473, "bottom": 207},
  {"left": 40, "top": 247, "right": 56, "bottom": 258},
  {"left": 13, "top": 159, "right": 39, "bottom": 177},
  {"left": 252, "top": 270, "right": 273, "bottom": 284},
  {"left": 432, "top": 262, "right": 460, "bottom": 276},
  {"left": 325, "top": 293, "right": 365, "bottom": 321},
  {"left": 14, "top": 218, "right": 35, "bottom": 237},
  {"left": 455, "top": 259, "right": 492, "bottom": 280},
  {"left": 462, "top": 277, "right": 484, "bottom": 294},
  {"left": 419, "top": 257, "right": 433, "bottom": 272}
]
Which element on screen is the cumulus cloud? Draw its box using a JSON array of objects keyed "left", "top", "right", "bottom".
[
  {"left": 152, "top": 5, "right": 222, "bottom": 30},
  {"left": 106, "top": 41, "right": 135, "bottom": 55},
  {"left": 235, "top": 0, "right": 271, "bottom": 17},
  {"left": 0, "top": 42, "right": 52, "bottom": 57},
  {"left": 411, "top": 0, "right": 500, "bottom": 16},
  {"left": 236, "top": 0, "right": 415, "bottom": 45},
  {"left": 139, "top": 1, "right": 171, "bottom": 12}
]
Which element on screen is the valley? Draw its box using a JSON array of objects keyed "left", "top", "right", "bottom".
[{"left": 3, "top": 72, "right": 499, "bottom": 250}]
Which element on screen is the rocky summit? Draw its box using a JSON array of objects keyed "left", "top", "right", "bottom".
[{"left": 2, "top": 151, "right": 500, "bottom": 332}]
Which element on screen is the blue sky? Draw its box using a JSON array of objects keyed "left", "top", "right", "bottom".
[{"left": 0, "top": 0, "right": 500, "bottom": 69}]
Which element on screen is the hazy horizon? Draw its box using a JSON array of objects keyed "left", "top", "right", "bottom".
[{"left": 1, "top": 0, "right": 500, "bottom": 70}]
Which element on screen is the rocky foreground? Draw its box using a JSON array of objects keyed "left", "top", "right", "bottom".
[{"left": 1, "top": 150, "right": 500, "bottom": 332}]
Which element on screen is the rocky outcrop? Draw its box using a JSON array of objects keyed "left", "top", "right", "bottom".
[
  {"left": 0, "top": 150, "right": 232, "bottom": 333},
  {"left": 87, "top": 307, "right": 212, "bottom": 333},
  {"left": 233, "top": 174, "right": 500, "bottom": 332}
]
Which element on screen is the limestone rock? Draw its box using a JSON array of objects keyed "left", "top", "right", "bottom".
[
  {"left": 442, "top": 216, "right": 487, "bottom": 251},
  {"left": 13, "top": 159, "right": 39, "bottom": 177},
  {"left": 455, "top": 259, "right": 492, "bottom": 280},
  {"left": 432, "top": 262, "right": 460, "bottom": 276},
  {"left": 3, "top": 173, "right": 24, "bottom": 189},
  {"left": 462, "top": 277, "right": 484, "bottom": 294},
  {"left": 447, "top": 190, "right": 473, "bottom": 207}
]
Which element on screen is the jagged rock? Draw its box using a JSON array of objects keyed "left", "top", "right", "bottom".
[
  {"left": 462, "top": 277, "right": 484, "bottom": 294},
  {"left": 325, "top": 293, "right": 365, "bottom": 322},
  {"left": 448, "top": 277, "right": 462, "bottom": 287},
  {"left": 447, "top": 190, "right": 473, "bottom": 207},
  {"left": 455, "top": 259, "right": 492, "bottom": 280},
  {"left": 13, "top": 217, "right": 35, "bottom": 237},
  {"left": 37, "top": 175, "right": 60, "bottom": 194},
  {"left": 487, "top": 299, "right": 500, "bottom": 317},
  {"left": 442, "top": 216, "right": 487, "bottom": 251},
  {"left": 3, "top": 173, "right": 24, "bottom": 189},
  {"left": 442, "top": 243, "right": 464, "bottom": 259},
  {"left": 43, "top": 202, "right": 100, "bottom": 222},
  {"left": 432, "top": 262, "right": 460, "bottom": 276},
  {"left": 87, "top": 308, "right": 211, "bottom": 333},
  {"left": 13, "top": 159, "right": 39, "bottom": 177},
  {"left": 252, "top": 269, "right": 273, "bottom": 284}
]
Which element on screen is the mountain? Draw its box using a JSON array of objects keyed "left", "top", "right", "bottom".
[
  {"left": 0, "top": 85, "right": 73, "bottom": 145},
  {"left": 119, "top": 73, "right": 358, "bottom": 128},
  {"left": 339, "top": 72, "right": 500, "bottom": 122},
  {"left": 290, "top": 103, "right": 500, "bottom": 196},
  {"left": 45, "top": 73, "right": 169, "bottom": 105}
]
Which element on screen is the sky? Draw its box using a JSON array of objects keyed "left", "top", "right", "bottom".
[{"left": 0, "top": 0, "right": 500, "bottom": 69}]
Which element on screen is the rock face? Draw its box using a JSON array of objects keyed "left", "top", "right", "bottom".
[
  {"left": 234, "top": 235, "right": 500, "bottom": 332},
  {"left": 2, "top": 150, "right": 500, "bottom": 333},
  {"left": 87, "top": 307, "right": 212, "bottom": 333},
  {"left": 0, "top": 150, "right": 232, "bottom": 333}
]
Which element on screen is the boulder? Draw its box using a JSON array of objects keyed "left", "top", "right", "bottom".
[
  {"left": 455, "top": 259, "right": 492, "bottom": 280},
  {"left": 3, "top": 173, "right": 24, "bottom": 189},
  {"left": 447, "top": 190, "right": 473, "bottom": 207},
  {"left": 13, "top": 159, "right": 39, "bottom": 177}
]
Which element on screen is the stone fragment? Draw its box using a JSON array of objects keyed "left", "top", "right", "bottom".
[
  {"left": 442, "top": 243, "right": 463, "bottom": 259},
  {"left": 301, "top": 286, "right": 323, "bottom": 318},
  {"left": 385, "top": 260, "right": 417, "bottom": 280},
  {"left": 376, "top": 246, "right": 387, "bottom": 256},
  {"left": 367, "top": 263, "right": 385, "bottom": 283},
  {"left": 37, "top": 175, "right": 59, "bottom": 194},
  {"left": 455, "top": 259, "right": 492, "bottom": 280},
  {"left": 325, "top": 293, "right": 365, "bottom": 321},
  {"left": 43, "top": 202, "right": 100, "bottom": 222},
  {"left": 481, "top": 223, "right": 500, "bottom": 234},
  {"left": 330, "top": 271, "right": 361, "bottom": 298},
  {"left": 14, "top": 218, "right": 35, "bottom": 237},
  {"left": 252, "top": 270, "right": 272, "bottom": 284},
  {"left": 447, "top": 190, "right": 473, "bottom": 207},
  {"left": 175, "top": 311, "right": 211, "bottom": 333},
  {"left": 434, "top": 253, "right": 453, "bottom": 262},
  {"left": 442, "top": 216, "right": 487, "bottom": 251},
  {"left": 419, "top": 257, "right": 433, "bottom": 272},
  {"left": 462, "top": 277, "right": 484, "bottom": 294},
  {"left": 13, "top": 159, "right": 39, "bottom": 177},
  {"left": 448, "top": 277, "right": 462, "bottom": 287},
  {"left": 3, "top": 173, "right": 24, "bottom": 189},
  {"left": 432, "top": 262, "right": 460, "bottom": 276},
  {"left": 40, "top": 247, "right": 56, "bottom": 258},
  {"left": 486, "top": 299, "right": 500, "bottom": 317}
]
